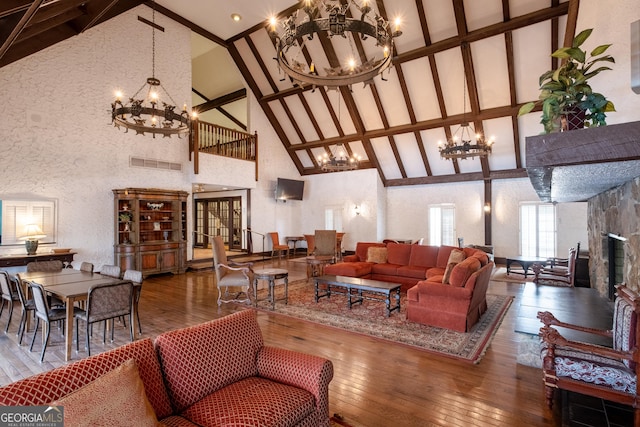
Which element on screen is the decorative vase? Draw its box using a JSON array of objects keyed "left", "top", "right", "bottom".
[
  {"left": 560, "top": 107, "right": 585, "bottom": 132},
  {"left": 124, "top": 222, "right": 130, "bottom": 232}
]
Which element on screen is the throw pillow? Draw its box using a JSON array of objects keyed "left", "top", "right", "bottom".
[
  {"left": 442, "top": 249, "right": 466, "bottom": 284},
  {"left": 50, "top": 359, "right": 160, "bottom": 427},
  {"left": 366, "top": 247, "right": 388, "bottom": 264}
]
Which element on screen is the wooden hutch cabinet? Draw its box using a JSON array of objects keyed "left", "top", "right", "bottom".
[{"left": 113, "top": 188, "right": 188, "bottom": 277}]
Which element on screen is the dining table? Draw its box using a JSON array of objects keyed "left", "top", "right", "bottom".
[{"left": 17, "top": 270, "right": 132, "bottom": 361}]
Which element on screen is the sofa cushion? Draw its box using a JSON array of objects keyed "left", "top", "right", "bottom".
[
  {"left": 155, "top": 310, "right": 264, "bottom": 413},
  {"left": 0, "top": 338, "right": 173, "bottom": 419},
  {"left": 366, "top": 246, "right": 388, "bottom": 263},
  {"left": 442, "top": 249, "right": 466, "bottom": 284},
  {"left": 354, "top": 242, "right": 386, "bottom": 262},
  {"left": 466, "top": 249, "right": 489, "bottom": 266},
  {"left": 449, "top": 257, "right": 481, "bottom": 287},
  {"left": 324, "top": 261, "right": 372, "bottom": 277},
  {"left": 51, "top": 359, "right": 160, "bottom": 427},
  {"left": 386, "top": 242, "right": 412, "bottom": 265},
  {"left": 396, "top": 265, "right": 428, "bottom": 280},
  {"left": 435, "top": 245, "right": 458, "bottom": 268},
  {"left": 181, "top": 377, "right": 315, "bottom": 427},
  {"left": 408, "top": 245, "right": 439, "bottom": 268},
  {"left": 426, "top": 267, "right": 445, "bottom": 278},
  {"left": 371, "top": 263, "right": 401, "bottom": 276}
]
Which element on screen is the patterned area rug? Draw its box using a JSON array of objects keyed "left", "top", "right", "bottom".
[
  {"left": 251, "top": 279, "right": 513, "bottom": 364},
  {"left": 491, "top": 266, "right": 534, "bottom": 283}
]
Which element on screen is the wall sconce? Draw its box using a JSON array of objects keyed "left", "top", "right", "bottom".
[
  {"left": 20, "top": 224, "right": 46, "bottom": 255},
  {"left": 484, "top": 203, "right": 491, "bottom": 213},
  {"left": 354, "top": 205, "right": 361, "bottom": 216}
]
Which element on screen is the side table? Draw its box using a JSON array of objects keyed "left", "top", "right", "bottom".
[
  {"left": 253, "top": 268, "right": 288, "bottom": 310},
  {"left": 306, "top": 255, "right": 334, "bottom": 279}
]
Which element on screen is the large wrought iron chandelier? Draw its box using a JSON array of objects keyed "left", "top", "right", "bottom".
[
  {"left": 318, "top": 143, "right": 360, "bottom": 171},
  {"left": 269, "top": 0, "right": 402, "bottom": 89},
  {"left": 111, "top": 2, "right": 190, "bottom": 138},
  {"left": 438, "top": 70, "right": 494, "bottom": 160}
]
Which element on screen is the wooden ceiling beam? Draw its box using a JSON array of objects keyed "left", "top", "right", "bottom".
[
  {"left": 195, "top": 89, "right": 247, "bottom": 112},
  {"left": 394, "top": 2, "right": 570, "bottom": 66},
  {"left": 0, "top": 0, "right": 43, "bottom": 62},
  {"left": 385, "top": 168, "right": 528, "bottom": 187},
  {"left": 0, "top": 0, "right": 32, "bottom": 19}
]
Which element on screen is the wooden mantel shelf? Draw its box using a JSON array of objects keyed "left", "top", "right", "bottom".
[{"left": 525, "top": 121, "right": 640, "bottom": 202}]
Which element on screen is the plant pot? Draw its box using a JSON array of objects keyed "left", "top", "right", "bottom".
[{"left": 561, "top": 108, "right": 586, "bottom": 132}]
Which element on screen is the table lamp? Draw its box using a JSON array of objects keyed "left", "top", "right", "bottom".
[{"left": 20, "top": 224, "right": 46, "bottom": 255}]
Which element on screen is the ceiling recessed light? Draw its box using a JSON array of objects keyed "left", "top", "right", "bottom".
[{"left": 231, "top": 13, "right": 241, "bottom": 22}]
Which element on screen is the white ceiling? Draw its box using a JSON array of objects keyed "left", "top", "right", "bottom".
[{"left": 155, "top": 0, "right": 297, "bottom": 41}]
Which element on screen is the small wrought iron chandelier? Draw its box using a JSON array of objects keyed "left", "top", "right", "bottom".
[
  {"left": 318, "top": 143, "right": 361, "bottom": 171},
  {"left": 111, "top": 1, "right": 190, "bottom": 138},
  {"left": 268, "top": 0, "right": 402, "bottom": 89},
  {"left": 438, "top": 71, "right": 494, "bottom": 160}
]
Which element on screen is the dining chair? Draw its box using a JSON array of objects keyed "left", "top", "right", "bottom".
[
  {"left": 74, "top": 281, "right": 134, "bottom": 356},
  {"left": 13, "top": 273, "right": 37, "bottom": 345},
  {"left": 26, "top": 260, "right": 63, "bottom": 272},
  {"left": 79, "top": 262, "right": 94, "bottom": 273},
  {"left": 100, "top": 264, "right": 121, "bottom": 279},
  {"left": 268, "top": 232, "right": 289, "bottom": 260},
  {"left": 0, "top": 271, "right": 19, "bottom": 333},
  {"left": 123, "top": 269, "right": 143, "bottom": 334},
  {"left": 212, "top": 236, "right": 252, "bottom": 306},
  {"left": 304, "top": 234, "right": 316, "bottom": 256},
  {"left": 314, "top": 230, "right": 336, "bottom": 261},
  {"left": 336, "top": 232, "right": 345, "bottom": 261},
  {"left": 532, "top": 247, "right": 578, "bottom": 287},
  {"left": 28, "top": 281, "right": 82, "bottom": 362}
]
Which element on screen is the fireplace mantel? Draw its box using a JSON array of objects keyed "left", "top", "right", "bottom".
[{"left": 525, "top": 121, "right": 640, "bottom": 202}]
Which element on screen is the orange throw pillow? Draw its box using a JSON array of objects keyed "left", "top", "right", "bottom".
[
  {"left": 50, "top": 359, "right": 160, "bottom": 427},
  {"left": 367, "top": 247, "right": 388, "bottom": 263},
  {"left": 442, "top": 249, "right": 466, "bottom": 284}
]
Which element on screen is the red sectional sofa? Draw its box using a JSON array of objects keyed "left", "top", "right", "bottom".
[
  {"left": 0, "top": 310, "right": 334, "bottom": 427},
  {"left": 324, "top": 241, "right": 489, "bottom": 292}
]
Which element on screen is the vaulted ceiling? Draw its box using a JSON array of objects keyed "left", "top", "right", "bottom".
[{"left": 1, "top": 0, "right": 579, "bottom": 187}]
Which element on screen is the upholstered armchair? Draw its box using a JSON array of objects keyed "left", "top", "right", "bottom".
[
  {"left": 212, "top": 236, "right": 253, "bottom": 306},
  {"left": 538, "top": 284, "right": 640, "bottom": 424}
]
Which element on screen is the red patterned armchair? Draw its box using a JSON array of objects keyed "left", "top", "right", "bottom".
[
  {"left": 0, "top": 310, "right": 334, "bottom": 427},
  {"left": 538, "top": 284, "right": 640, "bottom": 425}
]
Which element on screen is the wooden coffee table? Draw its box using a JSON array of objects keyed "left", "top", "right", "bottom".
[
  {"left": 506, "top": 255, "right": 549, "bottom": 278},
  {"left": 314, "top": 275, "right": 401, "bottom": 317}
]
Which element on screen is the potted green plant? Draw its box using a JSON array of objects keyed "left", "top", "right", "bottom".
[
  {"left": 118, "top": 212, "right": 132, "bottom": 223},
  {"left": 518, "top": 28, "right": 616, "bottom": 134}
]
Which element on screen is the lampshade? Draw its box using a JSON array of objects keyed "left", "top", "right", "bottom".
[{"left": 20, "top": 224, "right": 46, "bottom": 240}]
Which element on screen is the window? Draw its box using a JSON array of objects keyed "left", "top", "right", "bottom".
[
  {"left": 429, "top": 204, "right": 455, "bottom": 246},
  {"left": 0, "top": 199, "right": 57, "bottom": 246},
  {"left": 520, "top": 202, "right": 556, "bottom": 257},
  {"left": 324, "top": 207, "right": 343, "bottom": 231}
]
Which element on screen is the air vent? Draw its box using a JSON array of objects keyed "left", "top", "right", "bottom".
[{"left": 130, "top": 157, "right": 182, "bottom": 172}]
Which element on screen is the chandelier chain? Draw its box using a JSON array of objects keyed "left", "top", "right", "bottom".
[{"left": 151, "top": 1, "right": 155, "bottom": 79}]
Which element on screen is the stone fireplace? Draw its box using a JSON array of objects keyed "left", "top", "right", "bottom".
[{"left": 588, "top": 176, "right": 640, "bottom": 298}]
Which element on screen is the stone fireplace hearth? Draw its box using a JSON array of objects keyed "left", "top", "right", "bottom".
[{"left": 588, "top": 176, "right": 640, "bottom": 298}]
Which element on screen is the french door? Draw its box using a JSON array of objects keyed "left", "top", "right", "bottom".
[{"left": 194, "top": 197, "right": 242, "bottom": 250}]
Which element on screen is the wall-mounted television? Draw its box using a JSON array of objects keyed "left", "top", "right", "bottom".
[{"left": 275, "top": 178, "right": 304, "bottom": 201}]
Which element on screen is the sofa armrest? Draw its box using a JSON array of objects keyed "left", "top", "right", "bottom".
[
  {"left": 342, "top": 254, "right": 359, "bottom": 262},
  {"left": 257, "top": 346, "right": 334, "bottom": 423},
  {"left": 415, "top": 281, "right": 473, "bottom": 300}
]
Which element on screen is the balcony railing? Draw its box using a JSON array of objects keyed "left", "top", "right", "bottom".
[{"left": 190, "top": 119, "right": 258, "bottom": 179}]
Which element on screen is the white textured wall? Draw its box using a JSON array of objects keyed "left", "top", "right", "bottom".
[{"left": 0, "top": 6, "right": 193, "bottom": 269}]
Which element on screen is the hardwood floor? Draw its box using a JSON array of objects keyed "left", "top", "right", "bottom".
[{"left": 0, "top": 260, "right": 571, "bottom": 426}]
